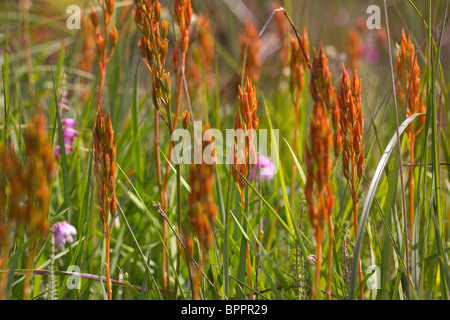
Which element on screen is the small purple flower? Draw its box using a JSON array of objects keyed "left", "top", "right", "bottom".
[
  {"left": 54, "top": 118, "right": 78, "bottom": 159},
  {"left": 308, "top": 254, "right": 317, "bottom": 265},
  {"left": 365, "top": 45, "right": 379, "bottom": 63},
  {"left": 53, "top": 221, "right": 77, "bottom": 250},
  {"left": 62, "top": 127, "right": 79, "bottom": 138},
  {"left": 62, "top": 118, "right": 77, "bottom": 127},
  {"left": 249, "top": 155, "right": 276, "bottom": 181}
]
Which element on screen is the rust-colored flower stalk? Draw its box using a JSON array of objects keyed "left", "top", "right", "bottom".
[
  {"left": 163, "top": 0, "right": 193, "bottom": 202},
  {"left": 174, "top": 0, "right": 193, "bottom": 54},
  {"left": 306, "top": 45, "right": 340, "bottom": 300},
  {"left": 339, "top": 64, "right": 365, "bottom": 300},
  {"left": 397, "top": 29, "right": 426, "bottom": 236},
  {"left": 89, "top": 0, "right": 119, "bottom": 107},
  {"left": 0, "top": 145, "right": 20, "bottom": 300},
  {"left": 23, "top": 113, "right": 57, "bottom": 299},
  {"left": 93, "top": 106, "right": 117, "bottom": 300},
  {"left": 310, "top": 44, "right": 342, "bottom": 157},
  {"left": 231, "top": 78, "right": 258, "bottom": 299},
  {"left": 135, "top": 0, "right": 171, "bottom": 117},
  {"left": 186, "top": 136, "right": 217, "bottom": 300},
  {"left": 170, "top": 0, "right": 192, "bottom": 133},
  {"left": 0, "top": 113, "right": 57, "bottom": 299},
  {"left": 240, "top": 21, "right": 262, "bottom": 83},
  {"left": 187, "top": 163, "right": 217, "bottom": 253},
  {"left": 186, "top": 14, "right": 215, "bottom": 99},
  {"left": 90, "top": 0, "right": 118, "bottom": 300},
  {"left": 289, "top": 32, "right": 307, "bottom": 102},
  {"left": 348, "top": 29, "right": 364, "bottom": 71},
  {"left": 134, "top": 0, "right": 172, "bottom": 288},
  {"left": 232, "top": 77, "right": 259, "bottom": 204},
  {"left": 304, "top": 100, "right": 334, "bottom": 300},
  {"left": 289, "top": 28, "right": 309, "bottom": 210}
]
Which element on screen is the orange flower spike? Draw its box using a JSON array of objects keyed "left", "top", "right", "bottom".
[
  {"left": 397, "top": 29, "right": 422, "bottom": 114},
  {"left": 396, "top": 28, "right": 426, "bottom": 238},
  {"left": 338, "top": 63, "right": 365, "bottom": 299},
  {"left": 310, "top": 45, "right": 335, "bottom": 109},
  {"left": 304, "top": 98, "right": 334, "bottom": 300},
  {"left": 290, "top": 35, "right": 305, "bottom": 96},
  {"left": 187, "top": 142, "right": 217, "bottom": 253},
  {"left": 348, "top": 29, "right": 364, "bottom": 70},
  {"left": 174, "top": 0, "right": 193, "bottom": 53},
  {"left": 240, "top": 21, "right": 262, "bottom": 82},
  {"left": 301, "top": 28, "right": 310, "bottom": 70}
]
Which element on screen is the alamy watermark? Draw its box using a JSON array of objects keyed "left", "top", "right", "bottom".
[
  {"left": 66, "top": 265, "right": 81, "bottom": 290},
  {"left": 366, "top": 5, "right": 381, "bottom": 30},
  {"left": 66, "top": 5, "right": 81, "bottom": 30}
]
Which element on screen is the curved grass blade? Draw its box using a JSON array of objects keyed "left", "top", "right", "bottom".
[
  {"left": 283, "top": 138, "right": 306, "bottom": 185},
  {"left": 349, "top": 113, "right": 424, "bottom": 299}
]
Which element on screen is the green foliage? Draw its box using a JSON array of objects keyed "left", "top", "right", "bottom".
[{"left": 0, "top": 0, "right": 449, "bottom": 300}]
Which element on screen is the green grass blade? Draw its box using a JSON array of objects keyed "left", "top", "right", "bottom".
[{"left": 349, "top": 113, "right": 423, "bottom": 299}]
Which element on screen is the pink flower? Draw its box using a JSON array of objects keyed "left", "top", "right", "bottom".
[
  {"left": 53, "top": 221, "right": 77, "bottom": 250},
  {"left": 365, "top": 45, "right": 378, "bottom": 63},
  {"left": 54, "top": 118, "right": 78, "bottom": 159},
  {"left": 62, "top": 127, "right": 79, "bottom": 138},
  {"left": 62, "top": 118, "right": 77, "bottom": 127},
  {"left": 308, "top": 254, "right": 317, "bottom": 265},
  {"left": 249, "top": 155, "right": 276, "bottom": 181}
]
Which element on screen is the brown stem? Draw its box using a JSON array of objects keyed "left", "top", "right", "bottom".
[
  {"left": 154, "top": 107, "right": 167, "bottom": 289},
  {"left": 105, "top": 228, "right": 112, "bottom": 300}
]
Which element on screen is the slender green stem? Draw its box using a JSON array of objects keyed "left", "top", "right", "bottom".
[
  {"left": 383, "top": 0, "right": 410, "bottom": 299},
  {"left": 223, "top": 164, "right": 232, "bottom": 299}
]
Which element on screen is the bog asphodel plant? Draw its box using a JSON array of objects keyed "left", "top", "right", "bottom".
[
  {"left": 232, "top": 77, "right": 259, "bottom": 205},
  {"left": 0, "top": 112, "right": 57, "bottom": 300},
  {"left": 89, "top": 0, "right": 118, "bottom": 106},
  {"left": 339, "top": 64, "right": 365, "bottom": 300},
  {"left": 186, "top": 14, "right": 215, "bottom": 100},
  {"left": 231, "top": 77, "right": 259, "bottom": 300},
  {"left": 289, "top": 28, "right": 309, "bottom": 211},
  {"left": 304, "top": 100, "right": 334, "bottom": 300},
  {"left": 305, "top": 45, "right": 338, "bottom": 300},
  {"left": 93, "top": 107, "right": 117, "bottom": 301},
  {"left": 134, "top": 0, "right": 173, "bottom": 287},
  {"left": 397, "top": 29, "right": 426, "bottom": 236},
  {"left": 90, "top": 0, "right": 118, "bottom": 301},
  {"left": 240, "top": 21, "right": 262, "bottom": 83},
  {"left": 187, "top": 130, "right": 217, "bottom": 300}
]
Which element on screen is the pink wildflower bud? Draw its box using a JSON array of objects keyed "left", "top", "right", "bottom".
[
  {"left": 53, "top": 221, "right": 77, "bottom": 250},
  {"left": 63, "top": 127, "right": 79, "bottom": 138},
  {"left": 249, "top": 155, "right": 276, "bottom": 181},
  {"left": 62, "top": 118, "right": 77, "bottom": 127}
]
